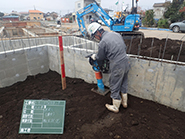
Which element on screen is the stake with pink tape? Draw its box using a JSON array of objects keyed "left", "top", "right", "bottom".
[{"left": 58, "top": 36, "right": 66, "bottom": 90}]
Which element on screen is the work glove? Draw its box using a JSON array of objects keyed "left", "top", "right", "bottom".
[{"left": 91, "top": 54, "right": 96, "bottom": 60}]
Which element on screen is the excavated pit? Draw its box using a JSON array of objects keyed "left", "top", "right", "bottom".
[
  {"left": 0, "top": 36, "right": 185, "bottom": 138},
  {"left": 0, "top": 70, "right": 185, "bottom": 139}
]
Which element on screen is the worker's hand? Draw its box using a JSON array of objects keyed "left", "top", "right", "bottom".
[{"left": 91, "top": 54, "right": 96, "bottom": 60}]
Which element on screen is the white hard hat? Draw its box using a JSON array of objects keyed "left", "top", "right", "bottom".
[{"left": 87, "top": 22, "right": 101, "bottom": 36}]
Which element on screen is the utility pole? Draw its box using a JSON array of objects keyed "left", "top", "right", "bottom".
[{"left": 132, "top": 0, "right": 134, "bottom": 10}]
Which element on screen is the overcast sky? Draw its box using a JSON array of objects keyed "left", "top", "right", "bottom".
[{"left": 0, "top": 0, "right": 172, "bottom": 15}]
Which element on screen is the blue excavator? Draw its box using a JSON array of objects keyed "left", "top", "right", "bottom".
[{"left": 76, "top": 0, "right": 144, "bottom": 38}]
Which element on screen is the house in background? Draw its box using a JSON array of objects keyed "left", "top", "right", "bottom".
[
  {"left": 2, "top": 15, "right": 19, "bottom": 22},
  {"left": 62, "top": 13, "right": 73, "bottom": 22},
  {"left": 153, "top": 1, "right": 171, "bottom": 20},
  {"left": 50, "top": 12, "right": 58, "bottom": 20},
  {"left": 44, "top": 12, "right": 58, "bottom": 21},
  {"left": 9, "top": 11, "right": 20, "bottom": 16},
  {"left": 2, "top": 10, "right": 20, "bottom": 21},
  {"left": 29, "top": 10, "right": 44, "bottom": 20},
  {"left": 75, "top": 0, "right": 101, "bottom": 23},
  {"left": 19, "top": 12, "right": 29, "bottom": 21},
  {"left": 45, "top": 16, "right": 53, "bottom": 21}
]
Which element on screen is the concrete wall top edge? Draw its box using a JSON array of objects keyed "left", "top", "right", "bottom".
[
  {"left": 128, "top": 54, "right": 185, "bottom": 65},
  {"left": 0, "top": 45, "right": 48, "bottom": 54}
]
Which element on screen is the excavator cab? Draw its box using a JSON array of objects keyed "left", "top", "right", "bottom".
[{"left": 113, "top": 12, "right": 126, "bottom": 25}]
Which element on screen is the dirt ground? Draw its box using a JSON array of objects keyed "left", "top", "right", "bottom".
[
  {"left": 1, "top": 70, "right": 185, "bottom": 139},
  {"left": 79, "top": 36, "right": 185, "bottom": 63},
  {"left": 124, "top": 38, "right": 185, "bottom": 62}
]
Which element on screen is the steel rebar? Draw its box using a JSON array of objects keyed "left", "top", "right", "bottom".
[
  {"left": 80, "top": 37, "right": 82, "bottom": 55},
  {"left": 174, "top": 35, "right": 185, "bottom": 70},
  {"left": 73, "top": 36, "right": 75, "bottom": 53},
  {"left": 55, "top": 35, "right": 58, "bottom": 45},
  {"left": 21, "top": 36, "right": 26, "bottom": 51},
  {"left": 34, "top": 37, "right": 38, "bottom": 51},
  {"left": 0, "top": 35, "right": 7, "bottom": 57},
  {"left": 67, "top": 36, "right": 70, "bottom": 53},
  {"left": 161, "top": 35, "right": 169, "bottom": 65},
  {"left": 27, "top": 34, "right": 31, "bottom": 51},
  {"left": 128, "top": 36, "right": 133, "bottom": 54},
  {"left": 149, "top": 38, "right": 154, "bottom": 66},
  {"left": 85, "top": 37, "right": 88, "bottom": 53},
  {"left": 137, "top": 36, "right": 143, "bottom": 61},
  {"left": 8, "top": 34, "right": 15, "bottom": 54},
  {"left": 158, "top": 44, "right": 162, "bottom": 60}
]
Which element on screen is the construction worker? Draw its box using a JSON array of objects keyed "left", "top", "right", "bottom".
[{"left": 87, "top": 22, "right": 130, "bottom": 113}]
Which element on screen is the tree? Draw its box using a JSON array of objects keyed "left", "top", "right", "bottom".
[
  {"left": 0, "top": 12, "right": 4, "bottom": 20},
  {"left": 178, "top": 2, "right": 185, "bottom": 20},
  {"left": 50, "top": 12, "right": 58, "bottom": 20},
  {"left": 157, "top": 19, "right": 169, "bottom": 28},
  {"left": 164, "top": 1, "right": 183, "bottom": 23},
  {"left": 0, "top": 12, "right": 4, "bottom": 17},
  {"left": 137, "top": 6, "right": 145, "bottom": 18},
  {"left": 142, "top": 10, "right": 154, "bottom": 27}
]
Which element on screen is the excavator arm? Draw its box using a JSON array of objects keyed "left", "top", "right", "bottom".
[{"left": 76, "top": 1, "right": 114, "bottom": 37}]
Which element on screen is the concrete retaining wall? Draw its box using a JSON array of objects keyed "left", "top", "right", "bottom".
[
  {"left": 128, "top": 57, "right": 185, "bottom": 111},
  {"left": 0, "top": 36, "right": 97, "bottom": 52},
  {"left": 0, "top": 36, "right": 58, "bottom": 52},
  {"left": 0, "top": 36, "right": 185, "bottom": 112},
  {"left": 0, "top": 45, "right": 49, "bottom": 87}
]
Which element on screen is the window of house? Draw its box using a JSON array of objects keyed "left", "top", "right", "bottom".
[
  {"left": 78, "top": 3, "right": 81, "bottom": 8},
  {"left": 38, "top": 17, "right": 40, "bottom": 19},
  {"left": 34, "top": 17, "right": 37, "bottom": 20}
]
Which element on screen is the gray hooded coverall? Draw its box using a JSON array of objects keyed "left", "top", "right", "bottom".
[{"left": 96, "top": 31, "right": 130, "bottom": 100}]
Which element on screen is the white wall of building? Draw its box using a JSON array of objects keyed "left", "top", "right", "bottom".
[
  {"left": 153, "top": 7, "right": 166, "bottom": 19},
  {"left": 75, "top": 0, "right": 101, "bottom": 23}
]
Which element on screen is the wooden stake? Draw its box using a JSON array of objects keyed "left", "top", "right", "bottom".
[{"left": 58, "top": 36, "right": 66, "bottom": 90}]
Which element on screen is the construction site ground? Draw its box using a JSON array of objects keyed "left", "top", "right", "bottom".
[
  {"left": 1, "top": 70, "right": 185, "bottom": 139},
  {"left": 1, "top": 23, "right": 185, "bottom": 139},
  {"left": 61, "top": 23, "right": 185, "bottom": 40}
]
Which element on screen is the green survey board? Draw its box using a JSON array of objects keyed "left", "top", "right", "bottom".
[{"left": 19, "top": 99, "right": 66, "bottom": 134}]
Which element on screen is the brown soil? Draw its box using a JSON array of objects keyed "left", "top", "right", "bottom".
[
  {"left": 124, "top": 38, "right": 185, "bottom": 62},
  {"left": 1, "top": 70, "right": 185, "bottom": 139}
]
